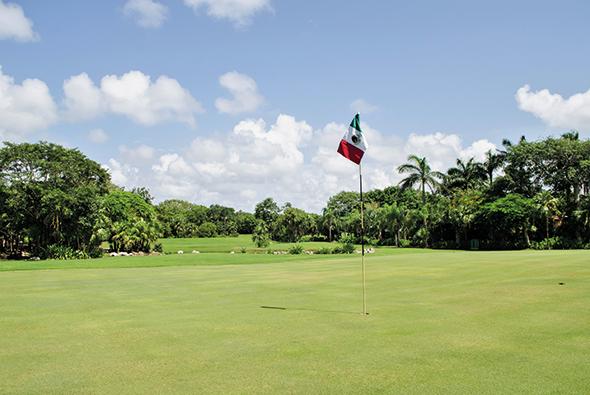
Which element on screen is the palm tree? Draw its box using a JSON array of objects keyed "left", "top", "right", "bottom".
[
  {"left": 397, "top": 155, "right": 443, "bottom": 203},
  {"left": 483, "top": 150, "right": 504, "bottom": 186},
  {"left": 445, "top": 158, "right": 487, "bottom": 190},
  {"left": 534, "top": 191, "right": 561, "bottom": 239},
  {"left": 322, "top": 207, "right": 336, "bottom": 242}
]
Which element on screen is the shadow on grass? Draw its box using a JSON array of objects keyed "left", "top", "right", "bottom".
[{"left": 260, "top": 305, "right": 364, "bottom": 315}]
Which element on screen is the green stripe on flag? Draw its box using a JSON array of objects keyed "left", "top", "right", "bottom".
[{"left": 350, "top": 113, "right": 362, "bottom": 133}]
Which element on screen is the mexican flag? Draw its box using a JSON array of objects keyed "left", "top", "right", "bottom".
[{"left": 337, "top": 113, "right": 368, "bottom": 165}]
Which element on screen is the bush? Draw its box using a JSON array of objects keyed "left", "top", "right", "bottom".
[
  {"left": 153, "top": 242, "right": 163, "bottom": 253},
  {"left": 339, "top": 232, "right": 355, "bottom": 245},
  {"left": 299, "top": 234, "right": 327, "bottom": 242},
  {"left": 240, "top": 246, "right": 247, "bottom": 253},
  {"left": 252, "top": 222, "right": 270, "bottom": 248},
  {"left": 530, "top": 237, "right": 585, "bottom": 250},
  {"left": 530, "top": 237, "right": 559, "bottom": 250},
  {"left": 288, "top": 244, "right": 304, "bottom": 254},
  {"left": 399, "top": 239, "right": 411, "bottom": 248},
  {"left": 41, "top": 244, "right": 90, "bottom": 260},
  {"left": 197, "top": 222, "right": 218, "bottom": 238},
  {"left": 340, "top": 242, "right": 355, "bottom": 254},
  {"left": 316, "top": 247, "right": 333, "bottom": 254}
]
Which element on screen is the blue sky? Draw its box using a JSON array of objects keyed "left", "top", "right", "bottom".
[{"left": 2, "top": 0, "right": 590, "bottom": 211}]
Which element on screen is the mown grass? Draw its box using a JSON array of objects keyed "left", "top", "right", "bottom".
[
  {"left": 1, "top": 249, "right": 589, "bottom": 393},
  {"left": 160, "top": 234, "right": 346, "bottom": 253}
]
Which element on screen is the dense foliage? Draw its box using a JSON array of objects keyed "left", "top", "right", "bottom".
[
  {"left": 0, "top": 142, "right": 109, "bottom": 258},
  {"left": 1, "top": 133, "right": 589, "bottom": 259}
]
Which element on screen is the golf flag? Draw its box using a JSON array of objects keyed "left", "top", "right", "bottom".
[{"left": 337, "top": 113, "right": 368, "bottom": 165}]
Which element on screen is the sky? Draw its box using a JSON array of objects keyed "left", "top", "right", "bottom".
[{"left": 2, "top": 0, "right": 590, "bottom": 212}]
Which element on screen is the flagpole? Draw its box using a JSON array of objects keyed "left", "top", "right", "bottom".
[{"left": 359, "top": 163, "right": 367, "bottom": 315}]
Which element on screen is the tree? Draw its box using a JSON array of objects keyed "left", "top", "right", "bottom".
[
  {"left": 254, "top": 198, "right": 280, "bottom": 226},
  {"left": 398, "top": 155, "right": 443, "bottom": 203},
  {"left": 252, "top": 221, "right": 270, "bottom": 248},
  {"left": 156, "top": 200, "right": 196, "bottom": 238},
  {"left": 197, "top": 222, "right": 218, "bottom": 238},
  {"left": 272, "top": 207, "right": 314, "bottom": 242},
  {"left": 445, "top": 158, "right": 487, "bottom": 190},
  {"left": 207, "top": 204, "right": 237, "bottom": 236},
  {"left": 478, "top": 194, "right": 535, "bottom": 248},
  {"left": 321, "top": 207, "right": 336, "bottom": 242},
  {"left": 534, "top": 191, "right": 561, "bottom": 239},
  {"left": 483, "top": 150, "right": 504, "bottom": 186},
  {"left": 0, "top": 142, "right": 109, "bottom": 257},
  {"left": 98, "top": 190, "right": 159, "bottom": 252},
  {"left": 235, "top": 211, "right": 257, "bottom": 234},
  {"left": 131, "top": 187, "right": 154, "bottom": 204}
]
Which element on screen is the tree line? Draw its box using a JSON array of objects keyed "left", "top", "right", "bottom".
[{"left": 1, "top": 132, "right": 589, "bottom": 259}]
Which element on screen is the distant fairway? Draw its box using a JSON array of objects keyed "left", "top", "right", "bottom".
[
  {"left": 159, "top": 234, "right": 345, "bottom": 253},
  {"left": 1, "top": 249, "right": 589, "bottom": 393}
]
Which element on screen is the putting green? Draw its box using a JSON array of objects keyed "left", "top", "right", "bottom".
[{"left": 1, "top": 250, "right": 589, "bottom": 393}]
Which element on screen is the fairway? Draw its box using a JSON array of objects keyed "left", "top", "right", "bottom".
[{"left": 1, "top": 250, "right": 589, "bottom": 394}]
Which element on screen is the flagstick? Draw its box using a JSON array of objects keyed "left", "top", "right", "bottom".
[{"left": 359, "top": 163, "right": 367, "bottom": 315}]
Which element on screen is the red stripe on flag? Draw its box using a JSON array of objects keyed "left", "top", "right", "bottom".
[{"left": 337, "top": 139, "right": 364, "bottom": 165}]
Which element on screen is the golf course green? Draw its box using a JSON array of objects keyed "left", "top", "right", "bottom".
[{"left": 1, "top": 246, "right": 589, "bottom": 393}]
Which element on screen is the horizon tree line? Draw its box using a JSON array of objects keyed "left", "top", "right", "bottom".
[{"left": 1, "top": 131, "right": 589, "bottom": 258}]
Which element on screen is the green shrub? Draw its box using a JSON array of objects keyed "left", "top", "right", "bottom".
[
  {"left": 288, "top": 244, "right": 304, "bottom": 255},
  {"left": 153, "top": 242, "right": 163, "bottom": 253},
  {"left": 339, "top": 232, "right": 355, "bottom": 245},
  {"left": 316, "top": 247, "right": 333, "bottom": 254},
  {"left": 240, "top": 246, "right": 247, "bottom": 253},
  {"left": 399, "top": 239, "right": 411, "bottom": 248},
  {"left": 197, "top": 222, "right": 218, "bottom": 238},
  {"left": 340, "top": 242, "right": 355, "bottom": 254},
  {"left": 299, "top": 234, "right": 327, "bottom": 242},
  {"left": 252, "top": 222, "right": 270, "bottom": 248},
  {"left": 41, "top": 245, "right": 90, "bottom": 260}
]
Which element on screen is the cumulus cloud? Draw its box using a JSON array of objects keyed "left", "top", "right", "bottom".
[
  {"left": 63, "top": 70, "right": 203, "bottom": 126},
  {"left": 119, "top": 144, "right": 155, "bottom": 162},
  {"left": 102, "top": 159, "right": 138, "bottom": 186},
  {"left": 88, "top": 128, "right": 109, "bottom": 144},
  {"left": 0, "top": 0, "right": 38, "bottom": 42},
  {"left": 516, "top": 84, "right": 590, "bottom": 131},
  {"left": 63, "top": 73, "right": 104, "bottom": 121},
  {"left": 215, "top": 71, "right": 263, "bottom": 115},
  {"left": 105, "top": 112, "right": 496, "bottom": 212},
  {"left": 350, "top": 99, "right": 378, "bottom": 114},
  {"left": 0, "top": 66, "right": 57, "bottom": 139},
  {"left": 123, "top": 0, "right": 168, "bottom": 28},
  {"left": 404, "top": 132, "right": 496, "bottom": 171},
  {"left": 183, "top": 0, "right": 271, "bottom": 26}
]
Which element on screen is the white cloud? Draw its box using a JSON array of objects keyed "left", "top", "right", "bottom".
[
  {"left": 460, "top": 139, "right": 496, "bottom": 162},
  {"left": 215, "top": 71, "right": 263, "bottom": 115},
  {"left": 88, "top": 128, "right": 109, "bottom": 144},
  {"left": 350, "top": 99, "right": 378, "bottom": 114},
  {"left": 183, "top": 0, "right": 271, "bottom": 26},
  {"left": 516, "top": 84, "right": 590, "bottom": 131},
  {"left": 120, "top": 144, "right": 155, "bottom": 162},
  {"left": 106, "top": 115, "right": 496, "bottom": 212},
  {"left": 63, "top": 73, "right": 104, "bottom": 121},
  {"left": 0, "top": 0, "right": 38, "bottom": 42},
  {"left": 63, "top": 70, "right": 203, "bottom": 126},
  {"left": 0, "top": 66, "right": 57, "bottom": 139},
  {"left": 102, "top": 159, "right": 138, "bottom": 186},
  {"left": 123, "top": 0, "right": 168, "bottom": 28},
  {"left": 404, "top": 132, "right": 496, "bottom": 172},
  {"left": 153, "top": 153, "right": 194, "bottom": 176}
]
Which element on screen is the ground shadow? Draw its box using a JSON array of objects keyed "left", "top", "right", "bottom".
[{"left": 260, "top": 305, "right": 365, "bottom": 315}]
